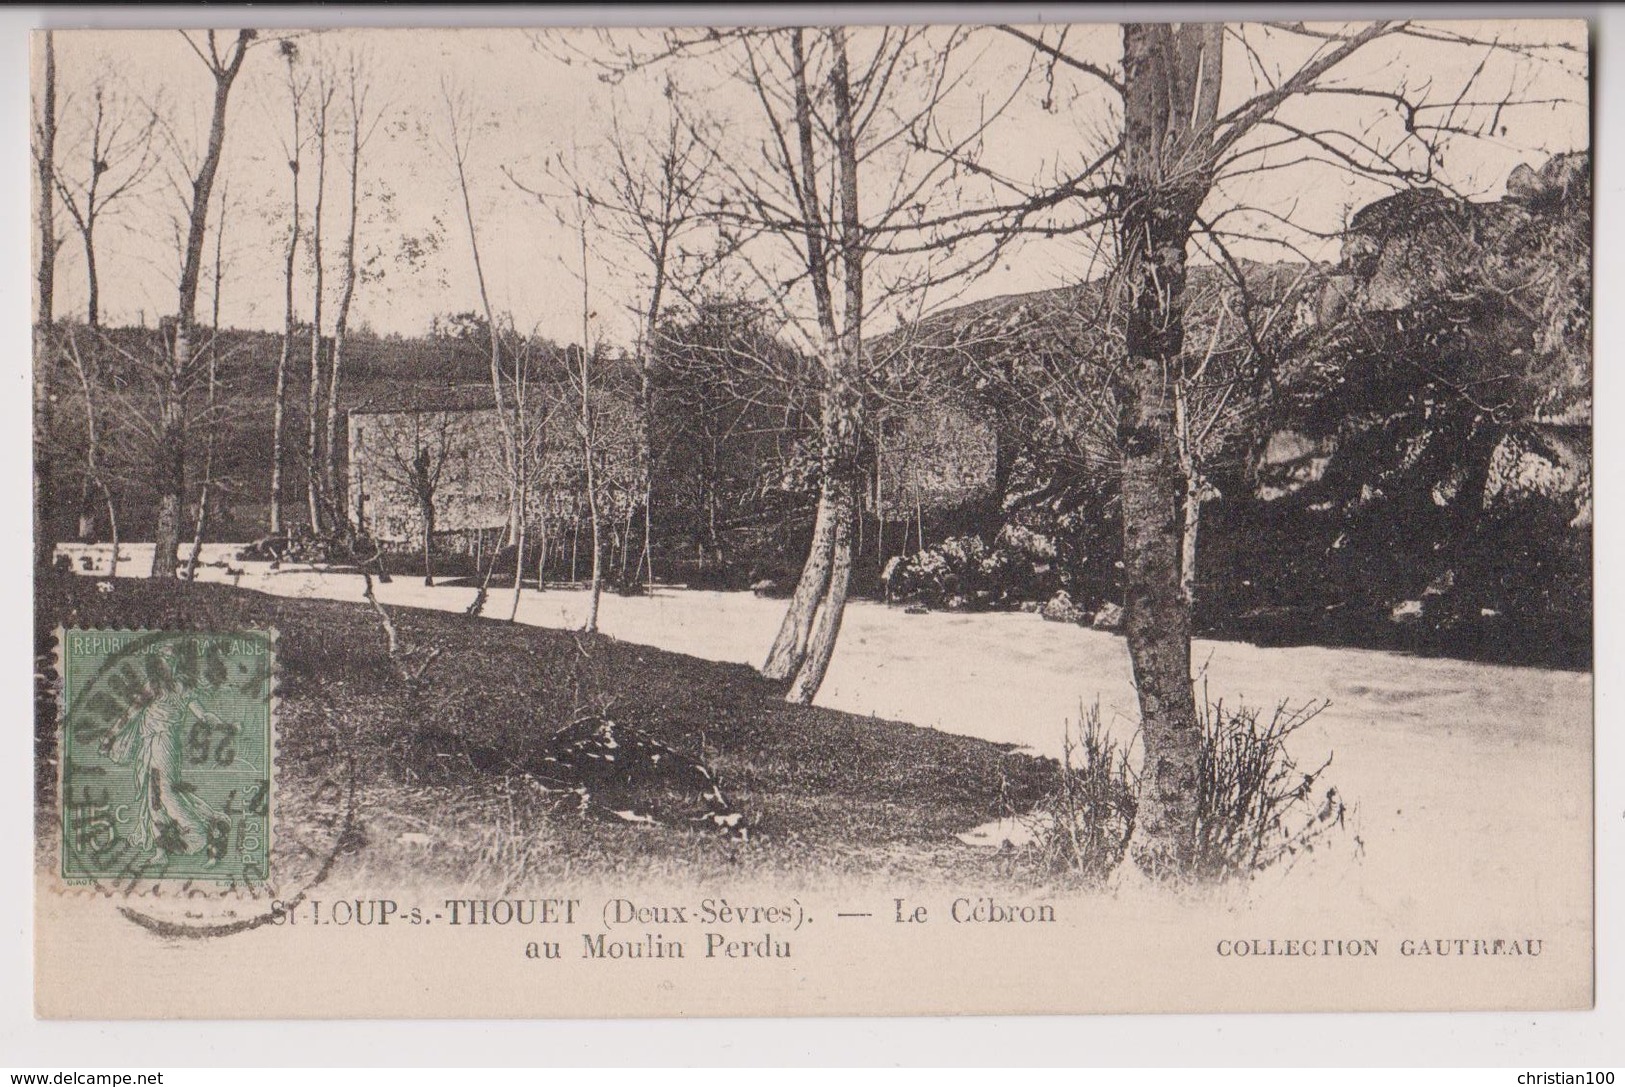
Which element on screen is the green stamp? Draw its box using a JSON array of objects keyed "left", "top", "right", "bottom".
[{"left": 58, "top": 629, "right": 275, "bottom": 885}]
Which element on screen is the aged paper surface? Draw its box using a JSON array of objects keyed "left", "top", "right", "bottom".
[{"left": 31, "top": 19, "right": 1592, "bottom": 1018}]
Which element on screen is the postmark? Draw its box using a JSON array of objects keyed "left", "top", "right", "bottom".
[{"left": 57, "top": 629, "right": 276, "bottom": 886}]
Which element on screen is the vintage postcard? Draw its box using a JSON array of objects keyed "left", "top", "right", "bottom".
[{"left": 30, "top": 17, "right": 1592, "bottom": 1018}]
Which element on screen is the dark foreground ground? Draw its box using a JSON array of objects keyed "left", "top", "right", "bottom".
[{"left": 35, "top": 574, "right": 1056, "bottom": 887}]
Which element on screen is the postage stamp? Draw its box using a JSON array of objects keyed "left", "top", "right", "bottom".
[{"left": 56, "top": 629, "right": 275, "bottom": 885}]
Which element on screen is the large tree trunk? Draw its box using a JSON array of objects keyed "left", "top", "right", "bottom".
[
  {"left": 34, "top": 30, "right": 57, "bottom": 572},
  {"left": 782, "top": 362, "right": 861, "bottom": 699},
  {"left": 1119, "top": 339, "right": 1201, "bottom": 876},
  {"left": 1116, "top": 21, "right": 1220, "bottom": 876}
]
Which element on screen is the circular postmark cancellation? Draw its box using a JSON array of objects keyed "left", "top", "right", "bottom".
[
  {"left": 58, "top": 629, "right": 276, "bottom": 887},
  {"left": 50, "top": 627, "right": 358, "bottom": 938}
]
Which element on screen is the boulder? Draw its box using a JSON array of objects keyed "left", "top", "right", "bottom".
[
  {"left": 749, "top": 578, "right": 780, "bottom": 598},
  {"left": 1484, "top": 426, "right": 1590, "bottom": 523},
  {"left": 1091, "top": 601, "right": 1124, "bottom": 631},
  {"left": 1256, "top": 429, "right": 1335, "bottom": 501},
  {"left": 1390, "top": 599, "right": 1425, "bottom": 623},
  {"left": 1040, "top": 590, "right": 1087, "bottom": 624}
]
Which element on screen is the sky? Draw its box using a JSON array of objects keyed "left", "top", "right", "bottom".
[{"left": 35, "top": 19, "right": 1590, "bottom": 350}]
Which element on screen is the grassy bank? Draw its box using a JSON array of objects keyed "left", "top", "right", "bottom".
[{"left": 36, "top": 573, "right": 1054, "bottom": 887}]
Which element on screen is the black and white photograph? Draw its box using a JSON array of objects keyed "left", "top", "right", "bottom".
[{"left": 19, "top": 8, "right": 1602, "bottom": 1035}]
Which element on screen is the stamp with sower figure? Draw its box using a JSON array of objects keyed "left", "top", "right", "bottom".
[{"left": 57, "top": 629, "right": 275, "bottom": 885}]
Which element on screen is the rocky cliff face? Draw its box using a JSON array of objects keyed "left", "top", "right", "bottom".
[
  {"left": 1263, "top": 151, "right": 1591, "bottom": 516},
  {"left": 1230, "top": 152, "right": 1591, "bottom": 662}
]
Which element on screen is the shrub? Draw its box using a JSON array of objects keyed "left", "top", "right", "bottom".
[
  {"left": 882, "top": 534, "right": 1051, "bottom": 610},
  {"left": 1192, "top": 693, "right": 1347, "bottom": 881},
  {"left": 237, "top": 526, "right": 397, "bottom": 570},
  {"left": 1023, "top": 704, "right": 1137, "bottom": 881},
  {"left": 1027, "top": 693, "right": 1348, "bottom": 884}
]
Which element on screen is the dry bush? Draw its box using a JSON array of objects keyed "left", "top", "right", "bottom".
[
  {"left": 1029, "top": 693, "right": 1348, "bottom": 884},
  {"left": 1022, "top": 704, "right": 1137, "bottom": 881},
  {"left": 1193, "top": 693, "right": 1347, "bottom": 881}
]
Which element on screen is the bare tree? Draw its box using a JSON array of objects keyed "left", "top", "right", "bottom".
[
  {"left": 148, "top": 28, "right": 256, "bottom": 579},
  {"left": 305, "top": 64, "right": 336, "bottom": 531},
  {"left": 997, "top": 19, "right": 1583, "bottom": 875},
  {"left": 323, "top": 48, "right": 386, "bottom": 531},
  {"left": 52, "top": 73, "right": 160, "bottom": 330},
  {"left": 561, "top": 96, "right": 720, "bottom": 591},
  {"left": 358, "top": 411, "right": 457, "bottom": 586},
  {"left": 760, "top": 26, "right": 865, "bottom": 703},
  {"left": 696, "top": 28, "right": 1034, "bottom": 701},
  {"left": 440, "top": 82, "right": 521, "bottom": 564},
  {"left": 183, "top": 176, "right": 236, "bottom": 581},
  {"left": 268, "top": 38, "right": 308, "bottom": 537},
  {"left": 558, "top": 25, "right": 1035, "bottom": 700},
  {"left": 576, "top": 221, "right": 604, "bottom": 633},
  {"left": 33, "top": 30, "right": 58, "bottom": 570},
  {"left": 60, "top": 328, "right": 121, "bottom": 577}
]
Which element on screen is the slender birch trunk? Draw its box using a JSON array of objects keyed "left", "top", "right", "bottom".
[
  {"left": 270, "top": 59, "right": 304, "bottom": 538},
  {"left": 306, "top": 85, "right": 331, "bottom": 533},
  {"left": 420, "top": 501, "right": 434, "bottom": 586},
  {"left": 34, "top": 30, "right": 57, "bottom": 571},
  {"left": 762, "top": 28, "right": 848, "bottom": 684},
  {"left": 783, "top": 27, "right": 864, "bottom": 703},
  {"left": 579, "top": 224, "right": 603, "bottom": 633},
  {"left": 66, "top": 332, "right": 120, "bottom": 579},
  {"left": 444, "top": 90, "right": 521, "bottom": 552},
  {"left": 325, "top": 74, "right": 366, "bottom": 531},
  {"left": 185, "top": 181, "right": 229, "bottom": 580}
]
